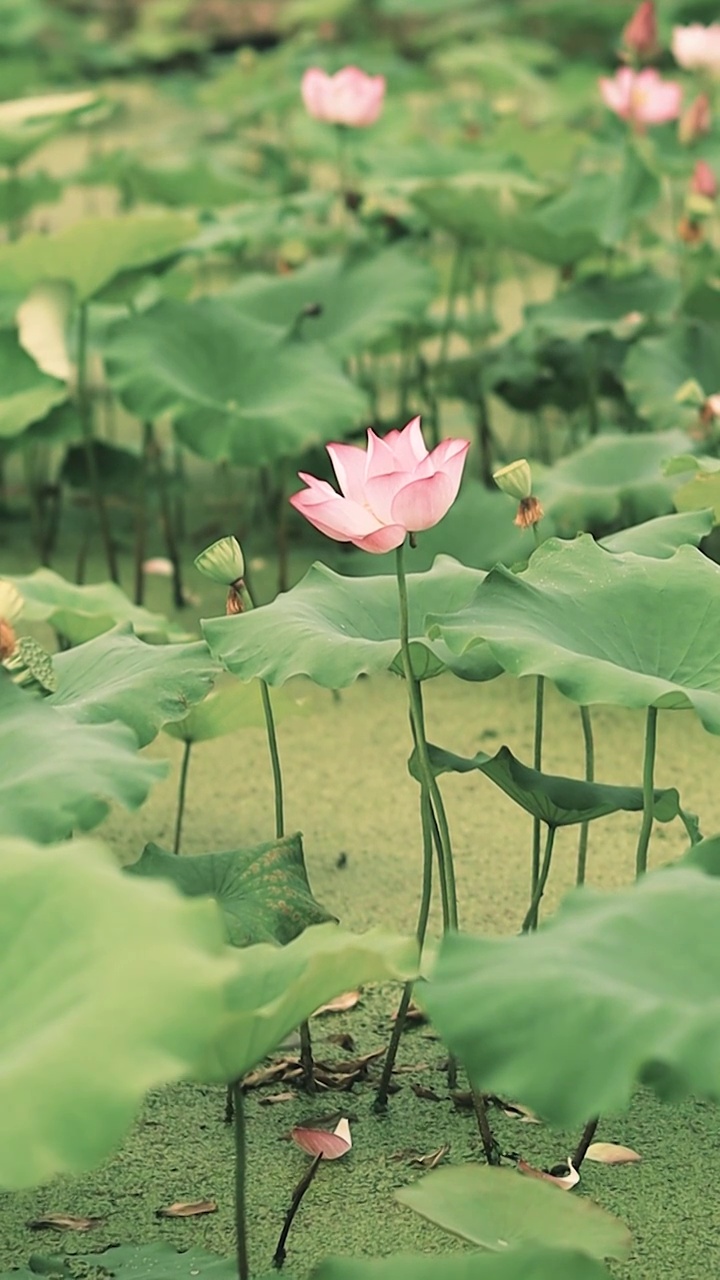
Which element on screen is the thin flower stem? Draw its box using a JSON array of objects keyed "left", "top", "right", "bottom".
[
  {"left": 575, "top": 705, "right": 595, "bottom": 886},
  {"left": 635, "top": 706, "right": 659, "bottom": 878},
  {"left": 396, "top": 541, "right": 459, "bottom": 931},
  {"left": 242, "top": 584, "right": 285, "bottom": 841},
  {"left": 522, "top": 824, "right": 556, "bottom": 933},
  {"left": 77, "top": 301, "right": 119, "bottom": 583},
  {"left": 173, "top": 740, "right": 192, "bottom": 856},
  {"left": 471, "top": 1084, "right": 500, "bottom": 1165},
  {"left": 573, "top": 1116, "right": 600, "bottom": 1171},
  {"left": 374, "top": 787, "right": 434, "bottom": 1111},
  {"left": 232, "top": 1082, "right": 250, "bottom": 1280},
  {"left": 529, "top": 675, "right": 545, "bottom": 928},
  {"left": 273, "top": 1154, "right": 323, "bottom": 1270}
]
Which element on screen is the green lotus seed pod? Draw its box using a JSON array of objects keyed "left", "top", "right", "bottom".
[
  {"left": 194, "top": 536, "right": 244, "bottom": 587},
  {"left": 493, "top": 458, "right": 533, "bottom": 502}
]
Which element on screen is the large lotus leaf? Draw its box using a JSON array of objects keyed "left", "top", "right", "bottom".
[
  {"left": 0, "top": 836, "right": 229, "bottom": 1188},
  {"left": 48, "top": 626, "right": 218, "bottom": 747},
  {"left": 0, "top": 672, "right": 166, "bottom": 841},
  {"left": 599, "top": 509, "right": 713, "bottom": 556},
  {"left": 163, "top": 678, "right": 311, "bottom": 743},
  {"left": 420, "top": 743, "right": 680, "bottom": 828},
  {"left": 524, "top": 271, "right": 678, "bottom": 342},
  {"left": 624, "top": 319, "right": 720, "bottom": 430},
  {"left": 197, "top": 924, "right": 418, "bottom": 1082},
  {"left": 672, "top": 460, "right": 720, "bottom": 525},
  {"left": 5, "top": 567, "right": 180, "bottom": 644},
  {"left": 313, "top": 1250, "right": 611, "bottom": 1280},
  {"left": 532, "top": 146, "right": 660, "bottom": 248},
  {"left": 428, "top": 536, "right": 720, "bottom": 727},
  {"left": 0, "top": 214, "right": 195, "bottom": 303},
  {"left": 411, "top": 186, "right": 519, "bottom": 246},
  {"left": 534, "top": 431, "right": 688, "bottom": 536},
  {"left": 681, "top": 833, "right": 720, "bottom": 876},
  {"left": 0, "top": 327, "right": 67, "bottom": 439},
  {"left": 225, "top": 248, "right": 437, "bottom": 359},
  {"left": 202, "top": 557, "right": 500, "bottom": 689},
  {"left": 396, "top": 1165, "right": 629, "bottom": 1260},
  {"left": 102, "top": 299, "right": 367, "bottom": 467},
  {"left": 420, "top": 867, "right": 720, "bottom": 1126},
  {"left": 126, "top": 834, "right": 334, "bottom": 947},
  {"left": 41, "top": 1245, "right": 237, "bottom": 1280},
  {"left": 0, "top": 90, "right": 98, "bottom": 167}
]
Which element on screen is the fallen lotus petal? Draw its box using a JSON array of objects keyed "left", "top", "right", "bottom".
[
  {"left": 313, "top": 991, "right": 361, "bottom": 1016},
  {"left": 156, "top": 1200, "right": 218, "bottom": 1218},
  {"left": 518, "top": 1158, "right": 580, "bottom": 1190},
  {"left": 291, "top": 1116, "right": 352, "bottom": 1159},
  {"left": 27, "top": 1214, "right": 103, "bottom": 1231},
  {"left": 586, "top": 1142, "right": 641, "bottom": 1165},
  {"left": 142, "top": 557, "right": 174, "bottom": 577}
]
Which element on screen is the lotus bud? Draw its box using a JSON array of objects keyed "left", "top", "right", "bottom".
[
  {"left": 678, "top": 93, "right": 711, "bottom": 145},
  {"left": 493, "top": 458, "right": 533, "bottom": 502},
  {"left": 691, "top": 159, "right": 718, "bottom": 200},
  {"left": 514, "top": 496, "right": 544, "bottom": 530},
  {"left": 194, "top": 536, "right": 245, "bottom": 588},
  {"left": 622, "top": 1, "right": 658, "bottom": 61}
]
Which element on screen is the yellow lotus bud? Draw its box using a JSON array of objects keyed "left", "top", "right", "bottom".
[
  {"left": 194, "top": 536, "right": 245, "bottom": 587},
  {"left": 493, "top": 458, "right": 533, "bottom": 502}
]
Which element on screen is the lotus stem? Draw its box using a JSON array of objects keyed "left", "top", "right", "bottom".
[
  {"left": 134, "top": 422, "right": 151, "bottom": 605},
  {"left": 471, "top": 1084, "right": 500, "bottom": 1165},
  {"left": 273, "top": 1153, "right": 323, "bottom": 1270},
  {"left": 432, "top": 239, "right": 466, "bottom": 447},
  {"left": 522, "top": 824, "right": 556, "bottom": 933},
  {"left": 575, "top": 705, "right": 595, "bottom": 886},
  {"left": 375, "top": 788, "right": 434, "bottom": 1111},
  {"left": 77, "top": 301, "right": 119, "bottom": 583},
  {"left": 147, "top": 422, "right": 184, "bottom": 609},
  {"left": 573, "top": 1115, "right": 600, "bottom": 1171},
  {"left": 173, "top": 740, "right": 192, "bottom": 856},
  {"left": 529, "top": 675, "right": 546, "bottom": 927},
  {"left": 232, "top": 1081, "right": 250, "bottom": 1280},
  {"left": 395, "top": 541, "right": 459, "bottom": 931},
  {"left": 635, "top": 706, "right": 658, "bottom": 878}
]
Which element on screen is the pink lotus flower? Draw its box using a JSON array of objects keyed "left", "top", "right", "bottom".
[
  {"left": 672, "top": 24, "right": 720, "bottom": 73},
  {"left": 301, "top": 66, "right": 385, "bottom": 128},
  {"left": 289, "top": 417, "right": 469, "bottom": 553},
  {"left": 599, "top": 66, "right": 681, "bottom": 127},
  {"left": 622, "top": 1, "right": 657, "bottom": 60}
]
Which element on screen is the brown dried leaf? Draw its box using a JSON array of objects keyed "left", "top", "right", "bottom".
[
  {"left": 392, "top": 1062, "right": 430, "bottom": 1074},
  {"left": 517, "top": 1158, "right": 579, "bottom": 1190},
  {"left": 394, "top": 1001, "right": 427, "bottom": 1025},
  {"left": 242, "top": 1059, "right": 293, "bottom": 1089},
  {"left": 27, "top": 1215, "right": 103, "bottom": 1232},
  {"left": 326, "top": 1033, "right": 355, "bottom": 1052},
  {"left": 411, "top": 1083, "right": 442, "bottom": 1102},
  {"left": 156, "top": 1200, "right": 218, "bottom": 1219},
  {"left": 491, "top": 1096, "right": 542, "bottom": 1124},
  {"left": 313, "top": 991, "right": 361, "bottom": 1016},
  {"left": 259, "top": 1092, "right": 296, "bottom": 1106},
  {"left": 450, "top": 1089, "right": 474, "bottom": 1111},
  {"left": 409, "top": 1144, "right": 451, "bottom": 1169},
  {"left": 586, "top": 1142, "right": 641, "bottom": 1165}
]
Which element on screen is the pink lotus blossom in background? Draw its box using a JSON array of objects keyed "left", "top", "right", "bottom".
[
  {"left": 599, "top": 66, "right": 682, "bottom": 127},
  {"left": 301, "top": 67, "right": 386, "bottom": 127},
  {"left": 622, "top": 1, "right": 658, "bottom": 60},
  {"left": 691, "top": 159, "right": 718, "bottom": 198},
  {"left": 672, "top": 24, "right": 720, "bottom": 73},
  {"left": 289, "top": 417, "right": 469, "bottom": 553}
]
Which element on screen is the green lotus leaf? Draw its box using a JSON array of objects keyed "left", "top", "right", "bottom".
[
  {"left": 202, "top": 557, "right": 500, "bottom": 688},
  {"left": 127, "top": 833, "right": 334, "bottom": 948},
  {"left": 534, "top": 432, "right": 689, "bottom": 537},
  {"left": 0, "top": 90, "right": 99, "bottom": 167},
  {"left": 599, "top": 509, "right": 713, "bottom": 556},
  {"left": 163, "top": 678, "right": 311, "bottom": 743},
  {"left": 532, "top": 146, "right": 660, "bottom": 248},
  {"left": 84, "top": 154, "right": 265, "bottom": 209},
  {"left": 0, "top": 213, "right": 195, "bottom": 303},
  {"left": 60, "top": 440, "right": 143, "bottom": 496},
  {"left": 198, "top": 924, "right": 418, "bottom": 1082},
  {"left": 420, "top": 868, "right": 720, "bottom": 1126},
  {"left": 418, "top": 743, "right": 679, "bottom": 827},
  {"left": 0, "top": 328, "right": 67, "bottom": 439},
  {"left": 102, "top": 299, "right": 368, "bottom": 467},
  {"left": 5, "top": 567, "right": 181, "bottom": 644},
  {"left": 48, "top": 625, "right": 218, "bottom": 747},
  {"left": 524, "top": 270, "right": 678, "bottom": 342},
  {"left": 0, "top": 172, "right": 60, "bottom": 224},
  {"left": 680, "top": 833, "right": 720, "bottom": 876},
  {"left": 39, "top": 1245, "right": 238, "bottom": 1280},
  {"left": 314, "top": 1250, "right": 611, "bottom": 1280},
  {"left": 0, "top": 671, "right": 166, "bottom": 841},
  {"left": 624, "top": 318, "right": 720, "bottom": 430},
  {"left": 429, "top": 536, "right": 720, "bottom": 727},
  {"left": 673, "top": 467, "right": 720, "bottom": 525},
  {"left": 396, "top": 1165, "right": 629, "bottom": 1260},
  {"left": 0, "top": 836, "right": 228, "bottom": 1188},
  {"left": 225, "top": 248, "right": 437, "bottom": 359}
]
